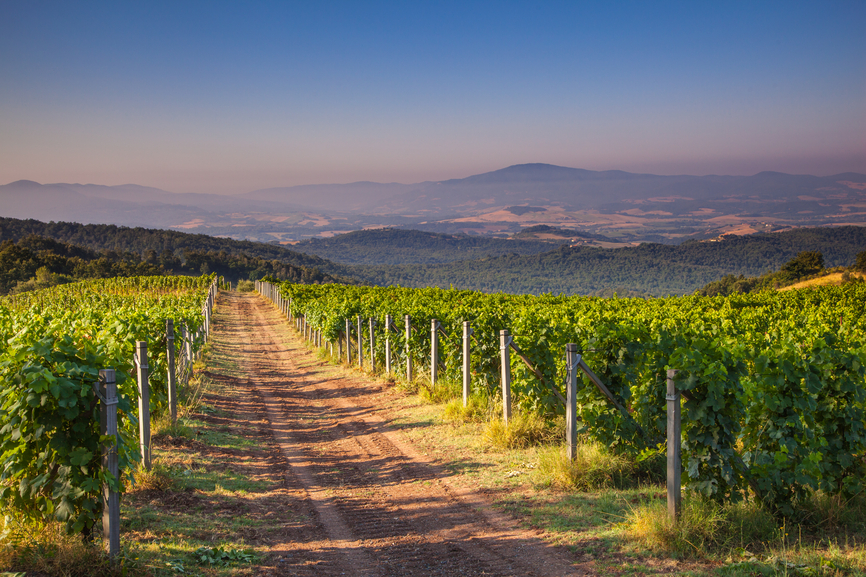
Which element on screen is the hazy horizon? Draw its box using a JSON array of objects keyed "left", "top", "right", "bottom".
[
  {"left": 2, "top": 2, "right": 864, "bottom": 195},
  {"left": 6, "top": 160, "right": 866, "bottom": 198}
]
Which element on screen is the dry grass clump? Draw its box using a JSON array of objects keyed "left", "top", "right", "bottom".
[
  {"left": 537, "top": 442, "right": 636, "bottom": 490},
  {"left": 442, "top": 396, "right": 489, "bottom": 423},
  {"left": 0, "top": 517, "right": 140, "bottom": 577},
  {"left": 128, "top": 461, "right": 176, "bottom": 493},
  {"left": 793, "top": 491, "right": 866, "bottom": 534},
  {"left": 624, "top": 496, "right": 777, "bottom": 556},
  {"left": 483, "top": 412, "right": 554, "bottom": 449},
  {"left": 419, "top": 377, "right": 462, "bottom": 404}
]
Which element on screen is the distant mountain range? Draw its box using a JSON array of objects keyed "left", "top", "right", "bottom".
[{"left": 2, "top": 164, "right": 865, "bottom": 242}]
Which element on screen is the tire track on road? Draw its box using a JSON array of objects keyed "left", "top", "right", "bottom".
[{"left": 226, "top": 292, "right": 581, "bottom": 576}]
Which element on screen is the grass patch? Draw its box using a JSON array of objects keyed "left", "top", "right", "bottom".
[
  {"left": 0, "top": 517, "right": 143, "bottom": 576},
  {"left": 791, "top": 491, "right": 866, "bottom": 535},
  {"left": 482, "top": 412, "right": 558, "bottom": 449},
  {"left": 419, "top": 376, "right": 462, "bottom": 404},
  {"left": 622, "top": 494, "right": 866, "bottom": 575},
  {"left": 536, "top": 442, "right": 637, "bottom": 490},
  {"left": 117, "top": 312, "right": 283, "bottom": 575},
  {"left": 376, "top": 363, "right": 866, "bottom": 575},
  {"left": 624, "top": 496, "right": 778, "bottom": 555},
  {"left": 442, "top": 395, "right": 489, "bottom": 423},
  {"left": 130, "top": 462, "right": 177, "bottom": 493}
]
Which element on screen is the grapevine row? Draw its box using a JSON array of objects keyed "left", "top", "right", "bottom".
[
  {"left": 0, "top": 274, "right": 216, "bottom": 536},
  {"left": 270, "top": 279, "right": 866, "bottom": 515}
]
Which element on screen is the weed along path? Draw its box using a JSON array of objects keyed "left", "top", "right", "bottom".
[{"left": 217, "top": 291, "right": 581, "bottom": 576}]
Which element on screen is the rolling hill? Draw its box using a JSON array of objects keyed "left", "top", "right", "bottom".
[
  {"left": 2, "top": 164, "right": 864, "bottom": 243},
  {"left": 2, "top": 217, "right": 864, "bottom": 296}
]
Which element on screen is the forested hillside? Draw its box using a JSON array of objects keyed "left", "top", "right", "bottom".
[
  {"left": 289, "top": 228, "right": 568, "bottom": 264},
  {"left": 0, "top": 236, "right": 161, "bottom": 294},
  {"left": 0, "top": 218, "right": 347, "bottom": 276},
  {"left": 697, "top": 249, "right": 866, "bottom": 296},
  {"left": 0, "top": 233, "right": 349, "bottom": 294},
  {"left": 345, "top": 227, "right": 866, "bottom": 296},
  {"left": 2, "top": 217, "right": 863, "bottom": 296}
]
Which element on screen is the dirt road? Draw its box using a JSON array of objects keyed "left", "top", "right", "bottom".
[{"left": 212, "top": 292, "right": 581, "bottom": 576}]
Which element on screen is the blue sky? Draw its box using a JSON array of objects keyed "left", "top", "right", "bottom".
[{"left": 1, "top": 1, "right": 863, "bottom": 194}]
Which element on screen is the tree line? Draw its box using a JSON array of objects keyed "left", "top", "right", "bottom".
[
  {"left": 0, "top": 234, "right": 348, "bottom": 295},
  {"left": 2, "top": 216, "right": 864, "bottom": 296}
]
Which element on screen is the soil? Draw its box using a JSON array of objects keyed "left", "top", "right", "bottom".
[{"left": 208, "top": 291, "right": 586, "bottom": 576}]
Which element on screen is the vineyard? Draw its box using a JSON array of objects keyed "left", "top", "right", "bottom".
[
  {"left": 0, "top": 275, "right": 217, "bottom": 540},
  {"left": 273, "top": 279, "right": 866, "bottom": 516}
]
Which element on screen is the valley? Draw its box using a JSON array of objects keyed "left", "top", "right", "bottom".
[{"left": 3, "top": 164, "right": 864, "bottom": 245}]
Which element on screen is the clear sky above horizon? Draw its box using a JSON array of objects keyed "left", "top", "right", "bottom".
[{"left": 1, "top": 1, "right": 864, "bottom": 195}]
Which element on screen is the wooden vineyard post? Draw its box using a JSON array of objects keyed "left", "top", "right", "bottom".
[
  {"left": 99, "top": 369, "right": 120, "bottom": 559},
  {"left": 203, "top": 298, "right": 210, "bottom": 340},
  {"left": 345, "top": 319, "right": 352, "bottom": 365},
  {"left": 338, "top": 331, "right": 344, "bottom": 361},
  {"left": 369, "top": 318, "right": 376, "bottom": 371},
  {"left": 566, "top": 344, "right": 580, "bottom": 461},
  {"left": 183, "top": 325, "right": 192, "bottom": 366},
  {"left": 356, "top": 315, "right": 364, "bottom": 368},
  {"left": 385, "top": 314, "right": 393, "bottom": 375},
  {"left": 431, "top": 319, "right": 440, "bottom": 387},
  {"left": 667, "top": 369, "right": 682, "bottom": 522},
  {"left": 166, "top": 319, "right": 177, "bottom": 426},
  {"left": 405, "top": 315, "right": 413, "bottom": 382},
  {"left": 462, "top": 321, "right": 472, "bottom": 407},
  {"left": 499, "top": 330, "right": 513, "bottom": 424},
  {"left": 135, "top": 341, "right": 151, "bottom": 470}
]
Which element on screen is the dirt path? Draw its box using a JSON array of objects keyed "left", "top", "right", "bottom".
[{"left": 214, "top": 291, "right": 582, "bottom": 576}]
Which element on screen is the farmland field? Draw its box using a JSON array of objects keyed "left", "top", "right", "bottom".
[{"left": 2, "top": 281, "right": 865, "bottom": 576}]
